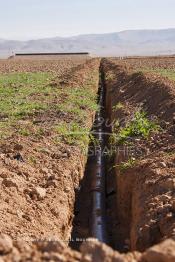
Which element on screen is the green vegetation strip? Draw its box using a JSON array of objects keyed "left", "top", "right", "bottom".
[
  {"left": 141, "top": 68, "right": 175, "bottom": 81},
  {"left": 0, "top": 72, "right": 57, "bottom": 138},
  {"left": 0, "top": 72, "right": 53, "bottom": 117},
  {"left": 0, "top": 69, "right": 99, "bottom": 150},
  {"left": 55, "top": 74, "right": 99, "bottom": 148}
]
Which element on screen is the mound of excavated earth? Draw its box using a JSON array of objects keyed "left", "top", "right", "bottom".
[{"left": 0, "top": 234, "right": 175, "bottom": 262}]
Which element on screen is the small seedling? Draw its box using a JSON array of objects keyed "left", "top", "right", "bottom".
[
  {"left": 119, "top": 158, "right": 137, "bottom": 171},
  {"left": 19, "top": 128, "right": 31, "bottom": 136},
  {"left": 112, "top": 102, "right": 124, "bottom": 112}
]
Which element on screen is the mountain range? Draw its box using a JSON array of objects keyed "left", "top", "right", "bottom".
[{"left": 1, "top": 29, "right": 175, "bottom": 58}]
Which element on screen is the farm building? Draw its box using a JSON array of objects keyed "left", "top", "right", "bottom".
[{"left": 10, "top": 52, "right": 90, "bottom": 60}]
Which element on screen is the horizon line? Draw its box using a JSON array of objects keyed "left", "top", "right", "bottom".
[{"left": 1, "top": 27, "right": 175, "bottom": 41}]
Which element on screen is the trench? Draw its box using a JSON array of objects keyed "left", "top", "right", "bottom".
[
  {"left": 70, "top": 61, "right": 118, "bottom": 250},
  {"left": 69, "top": 58, "right": 175, "bottom": 254}
]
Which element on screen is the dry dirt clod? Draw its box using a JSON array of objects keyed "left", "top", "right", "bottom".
[
  {"left": 40, "top": 167, "right": 49, "bottom": 174},
  {"left": 31, "top": 186, "right": 47, "bottom": 200},
  {"left": 64, "top": 186, "right": 71, "bottom": 193},
  {"left": 80, "top": 238, "right": 125, "bottom": 262},
  {"left": 16, "top": 210, "right": 23, "bottom": 219},
  {"left": 2, "top": 178, "right": 18, "bottom": 189},
  {"left": 166, "top": 212, "right": 173, "bottom": 218},
  {"left": 161, "top": 178, "right": 175, "bottom": 191},
  {"left": 37, "top": 240, "right": 65, "bottom": 253},
  {"left": 159, "top": 194, "right": 171, "bottom": 202},
  {"left": 0, "top": 171, "right": 8, "bottom": 179},
  {"left": 142, "top": 239, "right": 175, "bottom": 262},
  {"left": 0, "top": 234, "right": 13, "bottom": 255},
  {"left": 157, "top": 205, "right": 165, "bottom": 215},
  {"left": 14, "top": 144, "right": 23, "bottom": 151},
  {"left": 24, "top": 186, "right": 46, "bottom": 202},
  {"left": 46, "top": 180, "right": 57, "bottom": 188},
  {"left": 171, "top": 200, "right": 175, "bottom": 212},
  {"left": 159, "top": 162, "right": 167, "bottom": 168},
  {"left": 10, "top": 247, "right": 21, "bottom": 262}
]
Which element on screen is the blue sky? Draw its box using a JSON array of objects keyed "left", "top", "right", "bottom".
[{"left": 0, "top": 0, "right": 175, "bottom": 39}]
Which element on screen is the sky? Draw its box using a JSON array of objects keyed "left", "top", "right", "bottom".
[{"left": 0, "top": 0, "right": 175, "bottom": 40}]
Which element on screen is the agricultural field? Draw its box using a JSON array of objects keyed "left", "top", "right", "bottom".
[
  {"left": 0, "top": 58, "right": 89, "bottom": 74},
  {"left": 0, "top": 57, "right": 175, "bottom": 261},
  {"left": 114, "top": 56, "right": 175, "bottom": 80}
]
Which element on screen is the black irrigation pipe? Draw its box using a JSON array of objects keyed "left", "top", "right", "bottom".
[{"left": 90, "top": 63, "right": 109, "bottom": 244}]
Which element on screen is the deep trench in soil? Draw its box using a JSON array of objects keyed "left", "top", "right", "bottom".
[{"left": 70, "top": 62, "right": 118, "bottom": 251}]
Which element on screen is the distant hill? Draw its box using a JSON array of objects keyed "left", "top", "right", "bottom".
[{"left": 1, "top": 29, "right": 175, "bottom": 58}]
